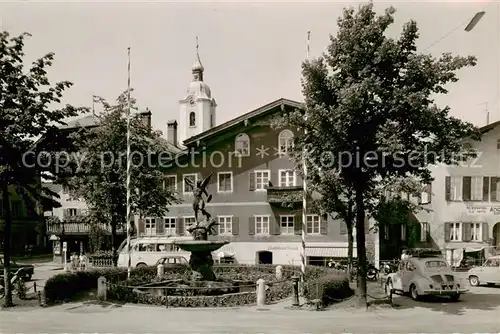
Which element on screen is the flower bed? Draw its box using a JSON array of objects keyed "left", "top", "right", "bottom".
[{"left": 44, "top": 264, "right": 346, "bottom": 307}]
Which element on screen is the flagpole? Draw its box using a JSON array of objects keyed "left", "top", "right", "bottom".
[
  {"left": 126, "top": 47, "right": 132, "bottom": 280},
  {"left": 301, "top": 31, "right": 310, "bottom": 287}
]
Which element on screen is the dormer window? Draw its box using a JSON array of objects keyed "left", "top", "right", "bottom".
[
  {"left": 278, "top": 130, "right": 294, "bottom": 154},
  {"left": 189, "top": 112, "right": 196, "bottom": 127},
  {"left": 235, "top": 133, "right": 250, "bottom": 157}
]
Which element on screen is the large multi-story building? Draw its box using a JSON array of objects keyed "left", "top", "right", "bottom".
[
  {"left": 413, "top": 121, "right": 500, "bottom": 265},
  {"left": 45, "top": 48, "right": 375, "bottom": 265}
]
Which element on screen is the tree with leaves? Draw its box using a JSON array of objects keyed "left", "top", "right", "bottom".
[
  {"left": 68, "top": 93, "right": 178, "bottom": 265},
  {"left": 280, "top": 3, "right": 481, "bottom": 307},
  {"left": 0, "top": 31, "right": 82, "bottom": 307}
]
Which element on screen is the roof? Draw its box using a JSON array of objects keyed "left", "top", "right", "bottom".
[
  {"left": 183, "top": 98, "right": 303, "bottom": 146},
  {"left": 60, "top": 114, "right": 99, "bottom": 130},
  {"left": 479, "top": 120, "right": 500, "bottom": 133}
]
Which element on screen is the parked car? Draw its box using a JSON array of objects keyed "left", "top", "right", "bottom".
[
  {"left": 468, "top": 255, "right": 500, "bottom": 287},
  {"left": 0, "top": 256, "right": 34, "bottom": 281},
  {"left": 385, "top": 254, "right": 467, "bottom": 301},
  {"left": 155, "top": 255, "right": 189, "bottom": 267}
]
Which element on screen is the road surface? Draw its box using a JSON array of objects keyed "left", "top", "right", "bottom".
[{"left": 2, "top": 285, "right": 500, "bottom": 333}]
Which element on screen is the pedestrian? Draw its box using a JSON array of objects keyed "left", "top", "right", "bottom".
[{"left": 79, "top": 253, "right": 87, "bottom": 271}]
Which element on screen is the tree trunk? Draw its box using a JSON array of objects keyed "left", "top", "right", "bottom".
[
  {"left": 111, "top": 217, "right": 117, "bottom": 267},
  {"left": 1, "top": 182, "right": 13, "bottom": 307},
  {"left": 347, "top": 222, "right": 354, "bottom": 281},
  {"left": 354, "top": 188, "right": 367, "bottom": 308}
]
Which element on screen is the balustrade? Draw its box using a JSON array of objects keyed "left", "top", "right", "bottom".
[{"left": 46, "top": 222, "right": 125, "bottom": 235}]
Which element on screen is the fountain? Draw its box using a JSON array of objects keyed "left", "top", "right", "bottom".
[{"left": 173, "top": 173, "right": 229, "bottom": 281}]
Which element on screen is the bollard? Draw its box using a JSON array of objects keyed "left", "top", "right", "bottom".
[
  {"left": 256, "top": 278, "right": 266, "bottom": 307},
  {"left": 33, "top": 282, "right": 37, "bottom": 293},
  {"left": 97, "top": 276, "right": 107, "bottom": 301},
  {"left": 275, "top": 265, "right": 283, "bottom": 280},
  {"left": 291, "top": 275, "right": 300, "bottom": 307},
  {"left": 157, "top": 264, "right": 165, "bottom": 278}
]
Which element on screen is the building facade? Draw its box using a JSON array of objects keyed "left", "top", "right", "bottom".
[
  {"left": 413, "top": 121, "right": 500, "bottom": 265},
  {"left": 0, "top": 185, "right": 45, "bottom": 255},
  {"left": 132, "top": 50, "right": 373, "bottom": 266}
]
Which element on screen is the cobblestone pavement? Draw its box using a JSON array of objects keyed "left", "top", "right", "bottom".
[{"left": 1, "top": 286, "right": 500, "bottom": 333}]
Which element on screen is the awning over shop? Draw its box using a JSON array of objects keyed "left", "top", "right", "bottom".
[
  {"left": 305, "top": 246, "right": 357, "bottom": 258},
  {"left": 444, "top": 242, "right": 487, "bottom": 253}
]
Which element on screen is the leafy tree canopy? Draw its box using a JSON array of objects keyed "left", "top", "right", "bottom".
[
  {"left": 67, "top": 92, "right": 178, "bottom": 257},
  {"left": 274, "top": 3, "right": 481, "bottom": 306},
  {"left": 0, "top": 30, "right": 84, "bottom": 307}
]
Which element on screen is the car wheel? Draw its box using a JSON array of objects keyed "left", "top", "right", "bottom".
[
  {"left": 385, "top": 279, "right": 393, "bottom": 297},
  {"left": 450, "top": 293, "right": 460, "bottom": 302},
  {"left": 136, "top": 263, "right": 147, "bottom": 268},
  {"left": 469, "top": 275, "right": 480, "bottom": 287},
  {"left": 410, "top": 284, "right": 420, "bottom": 301}
]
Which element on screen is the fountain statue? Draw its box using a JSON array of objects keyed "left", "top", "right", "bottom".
[{"left": 173, "top": 173, "right": 229, "bottom": 281}]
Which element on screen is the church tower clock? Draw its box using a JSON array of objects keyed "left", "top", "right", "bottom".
[{"left": 178, "top": 37, "right": 217, "bottom": 147}]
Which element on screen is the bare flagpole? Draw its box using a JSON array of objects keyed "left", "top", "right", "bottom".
[
  {"left": 126, "top": 47, "right": 132, "bottom": 280},
  {"left": 301, "top": 31, "right": 311, "bottom": 286}
]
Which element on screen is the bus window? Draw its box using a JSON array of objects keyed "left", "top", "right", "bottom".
[
  {"left": 146, "top": 244, "right": 155, "bottom": 252},
  {"left": 137, "top": 243, "right": 147, "bottom": 252},
  {"left": 157, "top": 244, "right": 167, "bottom": 252}
]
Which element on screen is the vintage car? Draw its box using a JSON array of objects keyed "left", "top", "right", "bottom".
[
  {"left": 385, "top": 254, "right": 467, "bottom": 301},
  {"left": 468, "top": 255, "right": 500, "bottom": 287},
  {"left": 0, "top": 256, "right": 35, "bottom": 281}
]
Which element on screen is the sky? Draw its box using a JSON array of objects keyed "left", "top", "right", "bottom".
[{"left": 1, "top": 0, "right": 499, "bottom": 135}]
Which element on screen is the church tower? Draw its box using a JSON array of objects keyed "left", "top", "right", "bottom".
[{"left": 178, "top": 37, "right": 217, "bottom": 147}]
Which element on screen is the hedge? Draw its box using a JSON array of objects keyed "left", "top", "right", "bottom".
[
  {"left": 44, "top": 264, "right": 344, "bottom": 307},
  {"left": 305, "top": 271, "right": 353, "bottom": 306}
]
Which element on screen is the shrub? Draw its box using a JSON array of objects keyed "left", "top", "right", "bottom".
[
  {"left": 305, "top": 272, "right": 353, "bottom": 306},
  {"left": 15, "top": 278, "right": 27, "bottom": 300}
]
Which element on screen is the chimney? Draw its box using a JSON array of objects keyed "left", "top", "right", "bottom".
[
  {"left": 139, "top": 108, "right": 152, "bottom": 129},
  {"left": 167, "top": 120, "right": 178, "bottom": 146}
]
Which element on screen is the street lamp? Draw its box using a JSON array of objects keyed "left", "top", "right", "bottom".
[{"left": 465, "top": 11, "right": 486, "bottom": 32}]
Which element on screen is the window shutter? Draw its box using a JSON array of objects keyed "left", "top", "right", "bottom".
[
  {"left": 232, "top": 217, "right": 239, "bottom": 235},
  {"left": 462, "top": 222, "right": 472, "bottom": 242},
  {"left": 364, "top": 216, "right": 369, "bottom": 234},
  {"left": 249, "top": 172, "right": 255, "bottom": 191},
  {"left": 491, "top": 177, "right": 498, "bottom": 201},
  {"left": 427, "top": 183, "right": 432, "bottom": 203},
  {"left": 271, "top": 215, "right": 280, "bottom": 235},
  {"left": 212, "top": 218, "right": 219, "bottom": 236},
  {"left": 76, "top": 209, "right": 82, "bottom": 216},
  {"left": 482, "top": 222, "right": 489, "bottom": 242},
  {"left": 248, "top": 216, "right": 255, "bottom": 235},
  {"left": 445, "top": 176, "right": 451, "bottom": 200},
  {"left": 419, "top": 222, "right": 428, "bottom": 242},
  {"left": 62, "top": 209, "right": 69, "bottom": 220},
  {"left": 444, "top": 223, "right": 452, "bottom": 242},
  {"left": 320, "top": 214, "right": 328, "bottom": 235},
  {"left": 138, "top": 218, "right": 145, "bottom": 235},
  {"left": 340, "top": 221, "right": 347, "bottom": 235},
  {"left": 157, "top": 218, "right": 165, "bottom": 234},
  {"left": 483, "top": 177, "right": 490, "bottom": 201},
  {"left": 294, "top": 215, "right": 302, "bottom": 235},
  {"left": 462, "top": 177, "right": 471, "bottom": 201},
  {"left": 176, "top": 217, "right": 184, "bottom": 236}
]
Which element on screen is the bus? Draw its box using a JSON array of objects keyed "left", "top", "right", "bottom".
[{"left": 116, "top": 236, "right": 192, "bottom": 268}]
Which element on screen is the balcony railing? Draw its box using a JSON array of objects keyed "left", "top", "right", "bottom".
[
  {"left": 46, "top": 222, "right": 125, "bottom": 235},
  {"left": 267, "top": 186, "right": 303, "bottom": 204}
]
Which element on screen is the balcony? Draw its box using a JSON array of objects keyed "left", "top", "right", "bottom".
[
  {"left": 267, "top": 186, "right": 304, "bottom": 205},
  {"left": 46, "top": 222, "right": 125, "bottom": 235}
]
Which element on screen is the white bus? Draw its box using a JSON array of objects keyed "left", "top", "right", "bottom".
[{"left": 116, "top": 236, "right": 192, "bottom": 268}]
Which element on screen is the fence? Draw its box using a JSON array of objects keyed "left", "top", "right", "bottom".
[{"left": 88, "top": 256, "right": 114, "bottom": 268}]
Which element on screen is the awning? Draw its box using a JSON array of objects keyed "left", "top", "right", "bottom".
[
  {"left": 305, "top": 246, "right": 357, "bottom": 258},
  {"left": 444, "top": 242, "right": 487, "bottom": 253}
]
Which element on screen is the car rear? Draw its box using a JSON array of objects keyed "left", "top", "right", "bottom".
[{"left": 422, "top": 273, "right": 467, "bottom": 296}]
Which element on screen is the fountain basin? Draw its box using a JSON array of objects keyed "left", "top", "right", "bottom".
[{"left": 173, "top": 240, "right": 229, "bottom": 253}]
